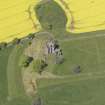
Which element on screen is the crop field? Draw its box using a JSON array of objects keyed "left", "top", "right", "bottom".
[
  {"left": 55, "top": 0, "right": 105, "bottom": 33},
  {"left": 0, "top": 0, "right": 41, "bottom": 42}
]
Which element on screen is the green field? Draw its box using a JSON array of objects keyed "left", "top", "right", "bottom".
[
  {"left": 7, "top": 45, "right": 25, "bottom": 98},
  {"left": 38, "top": 78, "right": 105, "bottom": 105},
  {"left": 53, "top": 37, "right": 105, "bottom": 75},
  {"left": 0, "top": 46, "right": 13, "bottom": 105},
  {"left": 0, "top": 41, "right": 32, "bottom": 105}
]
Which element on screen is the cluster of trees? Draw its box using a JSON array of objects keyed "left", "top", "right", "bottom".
[
  {"left": 0, "top": 33, "right": 35, "bottom": 51},
  {"left": 0, "top": 38, "right": 21, "bottom": 51},
  {"left": 20, "top": 54, "right": 48, "bottom": 75}
]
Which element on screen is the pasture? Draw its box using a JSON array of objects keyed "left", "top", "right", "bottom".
[
  {"left": 0, "top": 41, "right": 32, "bottom": 105},
  {"left": 37, "top": 33, "right": 105, "bottom": 105}
]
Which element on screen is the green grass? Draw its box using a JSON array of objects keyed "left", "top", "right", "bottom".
[
  {"left": 4, "top": 96, "right": 31, "bottom": 105},
  {"left": 7, "top": 45, "right": 25, "bottom": 98},
  {"left": 52, "top": 37, "right": 105, "bottom": 75},
  {"left": 5, "top": 42, "right": 32, "bottom": 105},
  {"left": 0, "top": 46, "right": 13, "bottom": 104},
  {"left": 38, "top": 78, "right": 105, "bottom": 105},
  {"left": 0, "top": 40, "right": 32, "bottom": 105}
]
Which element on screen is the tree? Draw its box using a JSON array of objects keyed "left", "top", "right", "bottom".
[
  {"left": 13, "top": 38, "right": 21, "bottom": 45},
  {"left": 0, "top": 44, "right": 2, "bottom": 50},
  {"left": 0, "top": 42, "right": 7, "bottom": 49},
  {"left": 28, "top": 41, "right": 32, "bottom": 45},
  {"left": 20, "top": 55, "right": 33, "bottom": 68},
  {"left": 32, "top": 97, "right": 42, "bottom": 105},
  {"left": 28, "top": 33, "right": 35, "bottom": 40},
  {"left": 73, "top": 65, "right": 81, "bottom": 74},
  {"left": 48, "top": 24, "right": 53, "bottom": 30}
]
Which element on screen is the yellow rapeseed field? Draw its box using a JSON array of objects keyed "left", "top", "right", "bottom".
[
  {"left": 0, "top": 0, "right": 41, "bottom": 42},
  {"left": 0, "top": 0, "right": 105, "bottom": 42},
  {"left": 55, "top": 0, "right": 105, "bottom": 33}
]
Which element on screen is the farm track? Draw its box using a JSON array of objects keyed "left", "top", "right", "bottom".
[
  {"left": 38, "top": 70, "right": 105, "bottom": 80},
  {"left": 39, "top": 70, "right": 105, "bottom": 89}
]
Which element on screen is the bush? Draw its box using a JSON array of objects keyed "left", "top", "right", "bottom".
[
  {"left": 55, "top": 55, "right": 64, "bottom": 64},
  {"left": 13, "top": 38, "right": 21, "bottom": 45},
  {"left": 20, "top": 55, "right": 33, "bottom": 68},
  {"left": 28, "top": 33, "right": 35, "bottom": 39},
  {"left": 0, "top": 42, "right": 7, "bottom": 49}
]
